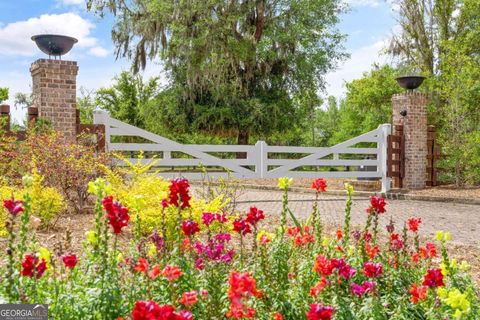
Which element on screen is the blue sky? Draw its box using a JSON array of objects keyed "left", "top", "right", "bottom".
[{"left": 0, "top": 0, "right": 397, "bottom": 122}]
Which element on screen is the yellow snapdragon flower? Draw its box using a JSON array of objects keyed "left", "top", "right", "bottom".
[
  {"left": 435, "top": 231, "right": 451, "bottom": 242},
  {"left": 85, "top": 230, "right": 98, "bottom": 245},
  {"left": 445, "top": 289, "right": 470, "bottom": 317},
  {"left": 278, "top": 177, "right": 293, "bottom": 190},
  {"left": 147, "top": 243, "right": 157, "bottom": 258},
  {"left": 257, "top": 230, "right": 274, "bottom": 243},
  {"left": 459, "top": 260, "right": 470, "bottom": 271},
  {"left": 39, "top": 247, "right": 51, "bottom": 264},
  {"left": 344, "top": 183, "right": 354, "bottom": 195}
]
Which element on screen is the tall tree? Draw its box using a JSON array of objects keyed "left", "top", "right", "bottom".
[
  {"left": 77, "top": 87, "right": 96, "bottom": 124},
  {"left": 434, "top": 0, "right": 480, "bottom": 185},
  {"left": 390, "top": 0, "right": 480, "bottom": 185},
  {"left": 95, "top": 71, "right": 160, "bottom": 128},
  {"left": 330, "top": 65, "right": 402, "bottom": 145},
  {"left": 389, "top": 0, "right": 461, "bottom": 75},
  {"left": 88, "top": 0, "right": 345, "bottom": 147},
  {"left": 0, "top": 87, "right": 8, "bottom": 104}
]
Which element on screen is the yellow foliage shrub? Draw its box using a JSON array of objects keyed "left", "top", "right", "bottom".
[
  {"left": 105, "top": 154, "right": 231, "bottom": 236},
  {"left": 0, "top": 171, "right": 64, "bottom": 236}
]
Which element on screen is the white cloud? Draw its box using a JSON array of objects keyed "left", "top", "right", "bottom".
[
  {"left": 58, "top": 0, "right": 85, "bottom": 6},
  {"left": 346, "top": 0, "right": 381, "bottom": 8},
  {"left": 325, "top": 39, "right": 389, "bottom": 98},
  {"left": 88, "top": 46, "right": 110, "bottom": 57},
  {"left": 0, "top": 13, "right": 97, "bottom": 56}
]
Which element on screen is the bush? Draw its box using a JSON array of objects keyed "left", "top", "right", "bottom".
[
  {"left": 0, "top": 177, "right": 478, "bottom": 319},
  {"left": 104, "top": 155, "right": 230, "bottom": 236},
  {"left": 25, "top": 132, "right": 109, "bottom": 213},
  {"left": 0, "top": 171, "right": 64, "bottom": 235}
]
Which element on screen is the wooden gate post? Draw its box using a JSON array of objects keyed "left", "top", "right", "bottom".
[{"left": 426, "top": 125, "right": 439, "bottom": 186}]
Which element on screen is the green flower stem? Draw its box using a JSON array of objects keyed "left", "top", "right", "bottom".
[
  {"left": 361, "top": 214, "right": 373, "bottom": 261},
  {"left": 5, "top": 214, "right": 18, "bottom": 302},
  {"left": 343, "top": 188, "right": 353, "bottom": 247},
  {"left": 18, "top": 193, "right": 31, "bottom": 264},
  {"left": 240, "top": 233, "right": 244, "bottom": 269},
  {"left": 280, "top": 189, "right": 288, "bottom": 235},
  {"left": 372, "top": 213, "right": 379, "bottom": 245}
]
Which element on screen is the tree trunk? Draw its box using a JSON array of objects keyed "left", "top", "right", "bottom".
[{"left": 236, "top": 129, "right": 250, "bottom": 159}]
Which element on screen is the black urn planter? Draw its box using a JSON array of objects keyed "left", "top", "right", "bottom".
[
  {"left": 31, "top": 34, "right": 78, "bottom": 58},
  {"left": 395, "top": 75, "right": 426, "bottom": 90}
]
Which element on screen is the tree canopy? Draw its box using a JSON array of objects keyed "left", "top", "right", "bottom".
[
  {"left": 0, "top": 88, "right": 8, "bottom": 104},
  {"left": 88, "top": 0, "right": 346, "bottom": 145}
]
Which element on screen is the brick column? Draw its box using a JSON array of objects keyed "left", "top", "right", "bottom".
[
  {"left": 30, "top": 59, "right": 78, "bottom": 140},
  {"left": 392, "top": 92, "right": 428, "bottom": 189}
]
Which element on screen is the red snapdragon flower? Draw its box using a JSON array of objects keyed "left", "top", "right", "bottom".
[
  {"left": 336, "top": 229, "right": 343, "bottom": 240},
  {"left": 102, "top": 196, "right": 130, "bottom": 234},
  {"left": 245, "top": 207, "right": 265, "bottom": 225},
  {"left": 21, "top": 254, "right": 47, "bottom": 278},
  {"left": 131, "top": 300, "right": 192, "bottom": 320},
  {"left": 366, "top": 196, "right": 386, "bottom": 215},
  {"left": 309, "top": 277, "right": 330, "bottom": 297},
  {"left": 313, "top": 255, "right": 335, "bottom": 277},
  {"left": 62, "top": 254, "right": 78, "bottom": 269},
  {"left": 363, "top": 261, "right": 383, "bottom": 278},
  {"left": 162, "top": 265, "right": 183, "bottom": 282},
  {"left": 233, "top": 218, "right": 251, "bottom": 235},
  {"left": 181, "top": 220, "right": 200, "bottom": 237},
  {"left": 365, "top": 242, "right": 380, "bottom": 259},
  {"left": 390, "top": 234, "right": 404, "bottom": 250},
  {"left": 149, "top": 265, "right": 161, "bottom": 279},
  {"left": 306, "top": 304, "right": 335, "bottom": 320},
  {"left": 412, "top": 242, "right": 437, "bottom": 263},
  {"left": 169, "top": 178, "right": 191, "bottom": 209},
  {"left": 422, "top": 268, "right": 444, "bottom": 288},
  {"left": 134, "top": 257, "right": 149, "bottom": 275},
  {"left": 3, "top": 198, "right": 23, "bottom": 216},
  {"left": 287, "top": 226, "right": 315, "bottom": 247},
  {"left": 179, "top": 291, "right": 198, "bottom": 307},
  {"left": 311, "top": 178, "right": 327, "bottom": 192},
  {"left": 407, "top": 217, "right": 422, "bottom": 232},
  {"left": 410, "top": 283, "right": 428, "bottom": 303},
  {"left": 274, "top": 313, "right": 284, "bottom": 320},
  {"left": 227, "top": 272, "right": 263, "bottom": 319}
]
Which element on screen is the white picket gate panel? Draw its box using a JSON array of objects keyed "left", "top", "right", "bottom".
[{"left": 94, "top": 111, "right": 392, "bottom": 192}]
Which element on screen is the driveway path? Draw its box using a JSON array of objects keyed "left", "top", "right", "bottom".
[{"left": 234, "top": 190, "right": 480, "bottom": 246}]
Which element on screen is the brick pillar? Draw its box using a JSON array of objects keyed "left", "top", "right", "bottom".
[
  {"left": 0, "top": 104, "right": 10, "bottom": 133},
  {"left": 30, "top": 59, "right": 78, "bottom": 140},
  {"left": 392, "top": 92, "right": 428, "bottom": 189}
]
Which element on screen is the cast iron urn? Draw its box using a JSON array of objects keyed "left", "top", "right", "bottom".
[
  {"left": 31, "top": 34, "right": 78, "bottom": 59},
  {"left": 395, "top": 75, "right": 426, "bottom": 90}
]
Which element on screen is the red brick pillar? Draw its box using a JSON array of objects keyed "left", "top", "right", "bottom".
[
  {"left": 392, "top": 92, "right": 428, "bottom": 189},
  {"left": 0, "top": 104, "right": 10, "bottom": 133},
  {"left": 30, "top": 59, "right": 78, "bottom": 140}
]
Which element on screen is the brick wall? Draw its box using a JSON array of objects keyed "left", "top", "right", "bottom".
[
  {"left": 30, "top": 59, "right": 78, "bottom": 140},
  {"left": 392, "top": 92, "right": 428, "bottom": 189}
]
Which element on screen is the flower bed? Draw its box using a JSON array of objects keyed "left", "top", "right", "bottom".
[{"left": 1, "top": 176, "right": 479, "bottom": 319}]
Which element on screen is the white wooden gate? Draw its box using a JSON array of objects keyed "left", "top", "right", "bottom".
[{"left": 94, "top": 111, "right": 391, "bottom": 192}]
